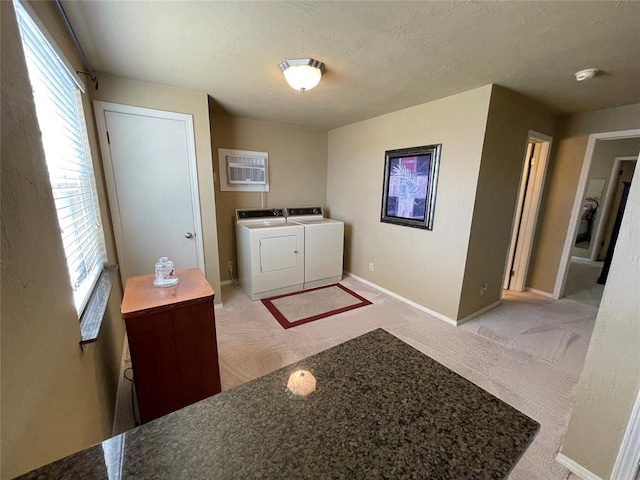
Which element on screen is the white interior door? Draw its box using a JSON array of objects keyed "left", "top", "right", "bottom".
[
  {"left": 94, "top": 102, "right": 204, "bottom": 281},
  {"left": 504, "top": 131, "right": 553, "bottom": 293},
  {"left": 504, "top": 142, "right": 534, "bottom": 290}
]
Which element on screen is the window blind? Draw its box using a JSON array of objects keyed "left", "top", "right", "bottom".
[{"left": 14, "top": 0, "right": 106, "bottom": 315}]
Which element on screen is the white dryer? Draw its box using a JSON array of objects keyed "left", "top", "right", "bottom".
[
  {"left": 235, "top": 208, "right": 304, "bottom": 300},
  {"left": 286, "top": 207, "right": 344, "bottom": 289}
]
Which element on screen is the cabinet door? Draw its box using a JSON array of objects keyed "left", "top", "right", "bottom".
[
  {"left": 126, "top": 298, "right": 221, "bottom": 424},
  {"left": 126, "top": 310, "right": 183, "bottom": 424},
  {"left": 173, "top": 299, "right": 221, "bottom": 406}
]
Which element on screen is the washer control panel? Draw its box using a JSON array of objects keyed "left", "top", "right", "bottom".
[
  {"left": 236, "top": 208, "right": 285, "bottom": 220},
  {"left": 286, "top": 206, "right": 324, "bottom": 217}
]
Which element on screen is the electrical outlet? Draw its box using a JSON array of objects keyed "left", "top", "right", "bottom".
[
  {"left": 480, "top": 281, "right": 489, "bottom": 296},
  {"left": 369, "top": 263, "right": 374, "bottom": 272},
  {"left": 227, "top": 261, "right": 233, "bottom": 272}
]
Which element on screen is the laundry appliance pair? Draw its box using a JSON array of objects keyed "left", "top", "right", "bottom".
[{"left": 235, "top": 207, "right": 344, "bottom": 300}]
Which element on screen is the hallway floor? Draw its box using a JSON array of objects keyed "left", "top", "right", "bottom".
[{"left": 563, "top": 258, "right": 605, "bottom": 307}]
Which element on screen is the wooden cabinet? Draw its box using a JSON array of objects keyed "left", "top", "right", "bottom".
[{"left": 121, "top": 268, "right": 221, "bottom": 424}]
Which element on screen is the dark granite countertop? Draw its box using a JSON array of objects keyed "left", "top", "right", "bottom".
[{"left": 18, "top": 329, "right": 539, "bottom": 479}]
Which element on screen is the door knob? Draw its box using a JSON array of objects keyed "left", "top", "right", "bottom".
[{"left": 185, "top": 232, "right": 194, "bottom": 239}]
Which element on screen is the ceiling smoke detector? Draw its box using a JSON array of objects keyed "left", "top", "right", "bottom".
[{"left": 575, "top": 68, "right": 599, "bottom": 81}]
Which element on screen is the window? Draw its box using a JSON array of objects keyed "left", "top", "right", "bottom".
[{"left": 14, "top": 0, "right": 106, "bottom": 315}]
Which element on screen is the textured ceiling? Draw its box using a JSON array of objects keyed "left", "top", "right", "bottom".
[{"left": 61, "top": 1, "right": 640, "bottom": 130}]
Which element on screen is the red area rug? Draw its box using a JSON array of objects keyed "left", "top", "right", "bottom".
[{"left": 261, "top": 283, "right": 372, "bottom": 329}]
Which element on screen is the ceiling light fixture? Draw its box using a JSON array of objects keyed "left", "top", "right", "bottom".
[
  {"left": 278, "top": 58, "right": 325, "bottom": 92},
  {"left": 575, "top": 68, "right": 599, "bottom": 81}
]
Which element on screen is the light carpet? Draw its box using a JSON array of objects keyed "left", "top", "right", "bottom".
[
  {"left": 563, "top": 259, "right": 605, "bottom": 307},
  {"left": 462, "top": 291, "right": 597, "bottom": 375},
  {"left": 215, "top": 277, "right": 598, "bottom": 480}
]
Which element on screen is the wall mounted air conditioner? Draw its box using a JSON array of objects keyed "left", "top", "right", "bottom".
[
  {"left": 218, "top": 148, "right": 269, "bottom": 192},
  {"left": 227, "top": 155, "right": 265, "bottom": 185}
]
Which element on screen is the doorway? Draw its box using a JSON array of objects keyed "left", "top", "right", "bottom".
[
  {"left": 94, "top": 102, "right": 205, "bottom": 282},
  {"left": 596, "top": 158, "right": 636, "bottom": 262},
  {"left": 563, "top": 151, "right": 637, "bottom": 306},
  {"left": 555, "top": 130, "right": 640, "bottom": 299},
  {"left": 503, "top": 131, "right": 553, "bottom": 293}
]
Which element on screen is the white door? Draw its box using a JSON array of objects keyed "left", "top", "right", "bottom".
[
  {"left": 94, "top": 102, "right": 205, "bottom": 281},
  {"left": 503, "top": 131, "right": 553, "bottom": 292}
]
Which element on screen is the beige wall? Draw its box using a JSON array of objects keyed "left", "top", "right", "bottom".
[
  {"left": 570, "top": 138, "right": 640, "bottom": 259},
  {"left": 327, "top": 85, "right": 492, "bottom": 320},
  {"left": 458, "top": 86, "right": 556, "bottom": 319},
  {"left": 210, "top": 113, "right": 328, "bottom": 281},
  {"left": 528, "top": 136, "right": 587, "bottom": 291},
  {"left": 1, "top": 2, "right": 125, "bottom": 477},
  {"left": 560, "top": 164, "right": 640, "bottom": 478},
  {"left": 528, "top": 104, "right": 640, "bottom": 293},
  {"left": 94, "top": 75, "right": 222, "bottom": 301},
  {"left": 562, "top": 103, "right": 640, "bottom": 138}
]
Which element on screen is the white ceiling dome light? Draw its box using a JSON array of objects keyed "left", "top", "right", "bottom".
[
  {"left": 575, "top": 68, "right": 599, "bottom": 81},
  {"left": 278, "top": 58, "right": 325, "bottom": 92}
]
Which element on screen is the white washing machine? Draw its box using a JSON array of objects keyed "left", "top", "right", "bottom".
[
  {"left": 235, "top": 208, "right": 304, "bottom": 300},
  {"left": 286, "top": 206, "right": 344, "bottom": 289}
]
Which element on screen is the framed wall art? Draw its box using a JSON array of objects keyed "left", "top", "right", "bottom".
[{"left": 380, "top": 144, "right": 441, "bottom": 230}]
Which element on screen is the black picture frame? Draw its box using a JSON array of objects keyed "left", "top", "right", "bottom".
[{"left": 380, "top": 144, "right": 441, "bottom": 230}]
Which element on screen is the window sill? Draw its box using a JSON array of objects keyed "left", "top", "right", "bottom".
[{"left": 80, "top": 265, "right": 118, "bottom": 345}]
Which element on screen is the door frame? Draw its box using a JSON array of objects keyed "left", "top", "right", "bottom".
[
  {"left": 504, "top": 131, "right": 553, "bottom": 293},
  {"left": 93, "top": 101, "right": 205, "bottom": 282},
  {"left": 611, "top": 386, "right": 640, "bottom": 479},
  {"left": 590, "top": 155, "right": 638, "bottom": 261},
  {"left": 554, "top": 129, "right": 640, "bottom": 298}
]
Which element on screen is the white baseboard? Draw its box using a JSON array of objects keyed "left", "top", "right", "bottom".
[
  {"left": 571, "top": 256, "right": 599, "bottom": 264},
  {"left": 214, "top": 302, "right": 224, "bottom": 310},
  {"left": 344, "top": 271, "right": 457, "bottom": 326},
  {"left": 220, "top": 280, "right": 234, "bottom": 286},
  {"left": 556, "top": 453, "right": 604, "bottom": 480},
  {"left": 344, "top": 272, "right": 500, "bottom": 326},
  {"left": 456, "top": 300, "right": 501, "bottom": 326},
  {"left": 526, "top": 287, "right": 555, "bottom": 299}
]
